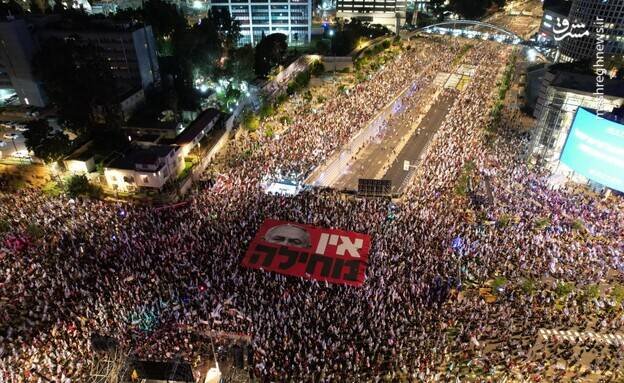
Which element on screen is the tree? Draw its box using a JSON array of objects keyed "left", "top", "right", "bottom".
[
  {"left": 206, "top": 7, "right": 241, "bottom": 51},
  {"left": 323, "top": 20, "right": 390, "bottom": 56},
  {"left": 225, "top": 45, "right": 256, "bottom": 83},
  {"left": 23, "top": 120, "right": 71, "bottom": 163},
  {"left": 331, "top": 29, "right": 357, "bottom": 56},
  {"left": 187, "top": 16, "right": 224, "bottom": 74},
  {"left": 171, "top": 23, "right": 220, "bottom": 109},
  {"left": 115, "top": 0, "right": 186, "bottom": 54},
  {"left": 33, "top": 37, "right": 119, "bottom": 134},
  {"left": 143, "top": 0, "right": 187, "bottom": 39},
  {"left": 254, "top": 33, "right": 288, "bottom": 78},
  {"left": 286, "top": 69, "right": 311, "bottom": 95},
  {"left": 64, "top": 174, "right": 98, "bottom": 197},
  {"left": 170, "top": 8, "right": 241, "bottom": 107},
  {"left": 315, "top": 39, "right": 330, "bottom": 55}
]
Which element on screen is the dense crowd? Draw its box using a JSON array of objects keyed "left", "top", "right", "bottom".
[{"left": 1, "top": 36, "right": 623, "bottom": 383}]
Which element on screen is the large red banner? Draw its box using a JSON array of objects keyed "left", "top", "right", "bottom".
[{"left": 242, "top": 219, "right": 372, "bottom": 286}]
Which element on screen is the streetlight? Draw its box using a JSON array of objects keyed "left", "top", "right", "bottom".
[{"left": 328, "top": 29, "right": 335, "bottom": 77}]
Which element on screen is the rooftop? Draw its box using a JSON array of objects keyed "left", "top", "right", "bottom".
[
  {"left": 129, "top": 133, "right": 162, "bottom": 144},
  {"left": 550, "top": 70, "right": 624, "bottom": 98},
  {"left": 175, "top": 108, "right": 221, "bottom": 145},
  {"left": 41, "top": 16, "right": 145, "bottom": 33},
  {"left": 126, "top": 109, "right": 181, "bottom": 132},
  {"left": 65, "top": 141, "right": 94, "bottom": 162},
  {"left": 66, "top": 150, "right": 94, "bottom": 162},
  {"left": 107, "top": 145, "right": 176, "bottom": 171},
  {"left": 118, "top": 86, "right": 143, "bottom": 102}
]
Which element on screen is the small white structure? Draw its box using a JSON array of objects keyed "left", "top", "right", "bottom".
[
  {"left": 204, "top": 367, "right": 221, "bottom": 383},
  {"left": 64, "top": 141, "right": 95, "bottom": 174},
  {"left": 104, "top": 145, "right": 184, "bottom": 191},
  {"left": 65, "top": 155, "right": 95, "bottom": 174}
]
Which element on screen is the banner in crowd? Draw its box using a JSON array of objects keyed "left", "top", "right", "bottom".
[{"left": 242, "top": 219, "right": 372, "bottom": 286}]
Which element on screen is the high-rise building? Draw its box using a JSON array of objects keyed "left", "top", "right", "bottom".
[
  {"left": 0, "top": 18, "right": 47, "bottom": 107},
  {"left": 336, "top": 0, "right": 406, "bottom": 33},
  {"left": 0, "top": 16, "right": 160, "bottom": 108},
  {"left": 529, "top": 67, "right": 624, "bottom": 167},
  {"left": 208, "top": 0, "right": 312, "bottom": 46},
  {"left": 536, "top": 1, "right": 571, "bottom": 47},
  {"left": 558, "top": 0, "right": 624, "bottom": 62},
  {"left": 40, "top": 20, "right": 160, "bottom": 93}
]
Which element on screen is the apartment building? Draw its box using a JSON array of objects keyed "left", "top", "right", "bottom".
[{"left": 208, "top": 0, "right": 312, "bottom": 46}]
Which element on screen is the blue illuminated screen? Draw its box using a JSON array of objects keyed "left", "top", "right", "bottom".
[{"left": 560, "top": 107, "right": 624, "bottom": 192}]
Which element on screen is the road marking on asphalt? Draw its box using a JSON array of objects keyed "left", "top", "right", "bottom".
[{"left": 539, "top": 329, "right": 624, "bottom": 346}]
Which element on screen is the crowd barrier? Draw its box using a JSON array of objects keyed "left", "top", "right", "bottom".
[{"left": 305, "top": 80, "right": 420, "bottom": 188}]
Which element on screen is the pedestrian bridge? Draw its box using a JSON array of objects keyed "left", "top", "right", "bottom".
[{"left": 418, "top": 20, "right": 526, "bottom": 45}]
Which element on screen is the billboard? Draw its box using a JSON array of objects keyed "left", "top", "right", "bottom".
[
  {"left": 242, "top": 219, "right": 372, "bottom": 286},
  {"left": 560, "top": 108, "right": 624, "bottom": 193}
]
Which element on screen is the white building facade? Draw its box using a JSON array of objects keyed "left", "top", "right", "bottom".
[
  {"left": 209, "top": 0, "right": 312, "bottom": 46},
  {"left": 104, "top": 145, "right": 184, "bottom": 191},
  {"left": 336, "top": 0, "right": 406, "bottom": 33}
]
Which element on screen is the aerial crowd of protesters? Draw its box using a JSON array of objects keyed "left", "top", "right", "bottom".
[{"left": 1, "top": 36, "right": 623, "bottom": 382}]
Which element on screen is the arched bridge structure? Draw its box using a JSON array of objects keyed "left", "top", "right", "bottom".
[{"left": 418, "top": 20, "right": 527, "bottom": 45}]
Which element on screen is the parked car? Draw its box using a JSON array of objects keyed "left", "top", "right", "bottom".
[{"left": 15, "top": 125, "right": 29, "bottom": 132}]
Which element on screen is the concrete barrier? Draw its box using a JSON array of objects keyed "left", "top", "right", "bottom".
[
  {"left": 321, "top": 56, "right": 353, "bottom": 72},
  {"left": 262, "top": 55, "right": 322, "bottom": 100},
  {"left": 192, "top": 129, "right": 230, "bottom": 180},
  {"left": 305, "top": 79, "right": 420, "bottom": 188}
]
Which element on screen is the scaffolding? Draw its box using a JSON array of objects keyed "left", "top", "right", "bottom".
[
  {"left": 88, "top": 347, "right": 132, "bottom": 383},
  {"left": 529, "top": 86, "right": 623, "bottom": 168}
]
